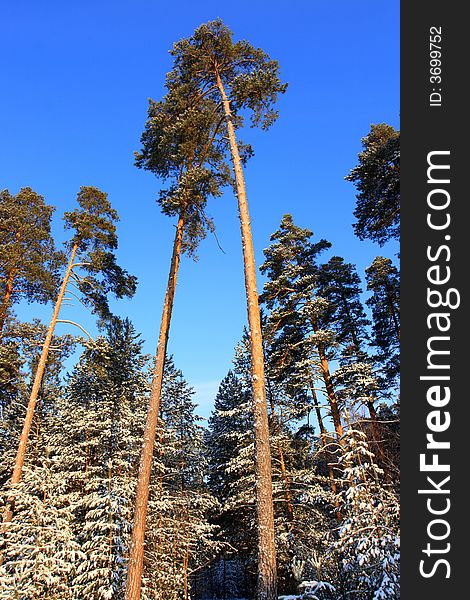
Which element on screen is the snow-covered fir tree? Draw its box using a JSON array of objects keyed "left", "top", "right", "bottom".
[
  {"left": 204, "top": 370, "right": 258, "bottom": 597},
  {"left": 259, "top": 214, "right": 346, "bottom": 446},
  {"left": 0, "top": 452, "right": 84, "bottom": 600},
  {"left": 330, "top": 427, "right": 400, "bottom": 599},
  {"left": 144, "top": 358, "right": 220, "bottom": 600},
  {"left": 317, "top": 256, "right": 370, "bottom": 365},
  {"left": 0, "top": 319, "right": 76, "bottom": 485},
  {"left": 48, "top": 318, "right": 149, "bottom": 600},
  {"left": 365, "top": 257, "right": 400, "bottom": 393},
  {"left": 205, "top": 343, "right": 335, "bottom": 598}
]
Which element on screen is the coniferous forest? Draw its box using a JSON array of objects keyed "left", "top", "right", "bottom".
[{"left": 0, "top": 17, "right": 400, "bottom": 600}]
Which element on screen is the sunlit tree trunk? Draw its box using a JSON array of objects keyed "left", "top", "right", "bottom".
[
  {"left": 309, "top": 382, "right": 337, "bottom": 495},
  {"left": 216, "top": 71, "right": 277, "bottom": 600},
  {"left": 125, "top": 212, "right": 185, "bottom": 600},
  {"left": 309, "top": 382, "right": 342, "bottom": 522},
  {"left": 347, "top": 324, "right": 388, "bottom": 467},
  {"left": 314, "top": 333, "right": 344, "bottom": 443},
  {"left": 2, "top": 243, "right": 78, "bottom": 530}
]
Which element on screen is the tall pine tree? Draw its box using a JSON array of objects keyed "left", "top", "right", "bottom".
[
  {"left": 169, "top": 21, "right": 287, "bottom": 597},
  {"left": 0, "top": 188, "right": 64, "bottom": 334},
  {"left": 365, "top": 257, "right": 400, "bottom": 390},
  {"left": 259, "top": 215, "right": 344, "bottom": 444},
  {"left": 50, "top": 319, "right": 148, "bottom": 600},
  {"left": 127, "top": 60, "right": 231, "bottom": 599},
  {"left": 2, "top": 187, "right": 136, "bottom": 528},
  {"left": 346, "top": 124, "right": 400, "bottom": 246}
]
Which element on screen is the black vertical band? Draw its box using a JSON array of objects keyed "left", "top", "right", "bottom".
[{"left": 401, "top": 3, "right": 466, "bottom": 597}]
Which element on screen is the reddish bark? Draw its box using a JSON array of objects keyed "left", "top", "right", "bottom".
[
  {"left": 216, "top": 71, "right": 277, "bottom": 600},
  {"left": 125, "top": 213, "right": 185, "bottom": 600},
  {"left": 2, "top": 244, "right": 78, "bottom": 529}
]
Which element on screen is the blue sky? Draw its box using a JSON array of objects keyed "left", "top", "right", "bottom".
[{"left": 1, "top": 1, "right": 399, "bottom": 418}]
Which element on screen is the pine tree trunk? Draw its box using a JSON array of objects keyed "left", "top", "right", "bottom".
[
  {"left": 315, "top": 338, "right": 344, "bottom": 442},
  {"left": 265, "top": 375, "right": 294, "bottom": 522},
  {"left": 215, "top": 72, "right": 277, "bottom": 600},
  {"left": 1, "top": 244, "right": 78, "bottom": 529},
  {"left": 347, "top": 330, "right": 387, "bottom": 466},
  {"left": 0, "top": 268, "right": 16, "bottom": 335},
  {"left": 125, "top": 212, "right": 185, "bottom": 600},
  {"left": 309, "top": 383, "right": 337, "bottom": 495}
]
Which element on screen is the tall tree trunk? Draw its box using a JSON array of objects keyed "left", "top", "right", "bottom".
[
  {"left": 1, "top": 244, "right": 78, "bottom": 528},
  {"left": 346, "top": 325, "right": 387, "bottom": 466},
  {"left": 125, "top": 212, "right": 185, "bottom": 600},
  {"left": 265, "top": 375, "right": 294, "bottom": 522},
  {"left": 0, "top": 268, "right": 16, "bottom": 335},
  {"left": 315, "top": 337, "right": 344, "bottom": 442},
  {"left": 310, "top": 382, "right": 342, "bottom": 522},
  {"left": 309, "top": 383, "right": 337, "bottom": 495},
  {"left": 216, "top": 72, "right": 277, "bottom": 600}
]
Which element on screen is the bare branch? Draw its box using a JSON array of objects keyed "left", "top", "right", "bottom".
[{"left": 56, "top": 320, "right": 92, "bottom": 340}]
